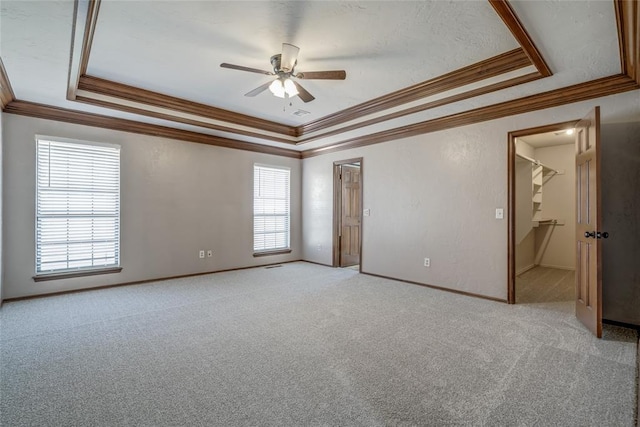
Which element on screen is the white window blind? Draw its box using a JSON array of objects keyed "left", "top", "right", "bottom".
[
  {"left": 36, "top": 138, "right": 120, "bottom": 274},
  {"left": 254, "top": 165, "right": 290, "bottom": 252}
]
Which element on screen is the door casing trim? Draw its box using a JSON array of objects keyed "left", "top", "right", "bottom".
[
  {"left": 333, "top": 158, "right": 364, "bottom": 270},
  {"left": 506, "top": 120, "right": 578, "bottom": 304}
]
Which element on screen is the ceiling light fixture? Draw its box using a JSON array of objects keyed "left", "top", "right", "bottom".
[
  {"left": 268, "top": 78, "right": 298, "bottom": 98},
  {"left": 566, "top": 129, "right": 574, "bottom": 135}
]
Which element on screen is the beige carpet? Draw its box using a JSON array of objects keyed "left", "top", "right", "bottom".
[
  {"left": 1, "top": 262, "right": 637, "bottom": 426},
  {"left": 516, "top": 266, "right": 575, "bottom": 304}
]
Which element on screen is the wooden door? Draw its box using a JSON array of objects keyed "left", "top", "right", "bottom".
[
  {"left": 340, "top": 165, "right": 361, "bottom": 267},
  {"left": 575, "top": 107, "right": 602, "bottom": 338}
]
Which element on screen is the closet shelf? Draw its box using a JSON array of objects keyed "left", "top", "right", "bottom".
[
  {"left": 516, "top": 153, "right": 562, "bottom": 174},
  {"left": 533, "top": 218, "right": 565, "bottom": 227}
]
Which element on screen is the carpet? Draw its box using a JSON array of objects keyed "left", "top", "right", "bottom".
[{"left": 1, "top": 262, "right": 637, "bottom": 426}]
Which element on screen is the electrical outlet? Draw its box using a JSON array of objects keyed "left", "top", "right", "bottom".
[
  {"left": 207, "top": 250, "right": 213, "bottom": 257},
  {"left": 199, "top": 250, "right": 205, "bottom": 259},
  {"left": 317, "top": 244, "right": 322, "bottom": 251},
  {"left": 424, "top": 258, "right": 430, "bottom": 267}
]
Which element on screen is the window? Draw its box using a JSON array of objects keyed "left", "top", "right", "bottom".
[
  {"left": 36, "top": 137, "right": 120, "bottom": 276},
  {"left": 253, "top": 164, "right": 290, "bottom": 253}
]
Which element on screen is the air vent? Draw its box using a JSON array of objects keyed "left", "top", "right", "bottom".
[{"left": 292, "top": 109, "right": 311, "bottom": 117}]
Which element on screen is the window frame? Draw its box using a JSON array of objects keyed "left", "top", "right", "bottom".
[
  {"left": 253, "top": 163, "right": 291, "bottom": 256},
  {"left": 34, "top": 135, "right": 122, "bottom": 281}
]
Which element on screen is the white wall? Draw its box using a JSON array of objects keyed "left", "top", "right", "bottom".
[
  {"left": 533, "top": 144, "right": 575, "bottom": 269},
  {"left": 2, "top": 115, "right": 301, "bottom": 299},
  {"left": 302, "top": 90, "right": 640, "bottom": 301}
]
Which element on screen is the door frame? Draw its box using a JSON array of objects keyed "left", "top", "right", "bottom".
[
  {"left": 506, "top": 120, "right": 578, "bottom": 304},
  {"left": 333, "top": 157, "right": 363, "bottom": 270}
]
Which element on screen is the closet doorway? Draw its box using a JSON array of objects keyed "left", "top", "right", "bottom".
[
  {"left": 508, "top": 109, "right": 604, "bottom": 337},
  {"left": 510, "top": 124, "right": 577, "bottom": 306},
  {"left": 333, "top": 158, "right": 363, "bottom": 270}
]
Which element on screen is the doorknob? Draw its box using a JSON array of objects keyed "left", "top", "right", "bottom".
[
  {"left": 596, "top": 231, "right": 609, "bottom": 239},
  {"left": 584, "top": 231, "right": 596, "bottom": 238}
]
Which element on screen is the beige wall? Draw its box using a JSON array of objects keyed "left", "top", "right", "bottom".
[
  {"left": 2, "top": 115, "right": 302, "bottom": 299},
  {"left": 302, "top": 90, "right": 640, "bottom": 301},
  {"left": 3, "top": 91, "right": 639, "bottom": 303},
  {"left": 533, "top": 144, "right": 575, "bottom": 270}
]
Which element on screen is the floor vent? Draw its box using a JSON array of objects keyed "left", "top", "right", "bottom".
[{"left": 265, "top": 264, "right": 283, "bottom": 269}]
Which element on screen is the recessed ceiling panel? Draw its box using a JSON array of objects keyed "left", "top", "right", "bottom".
[{"left": 88, "top": 1, "right": 520, "bottom": 125}]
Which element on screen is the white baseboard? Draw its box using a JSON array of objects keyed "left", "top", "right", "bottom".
[{"left": 516, "top": 264, "right": 536, "bottom": 276}]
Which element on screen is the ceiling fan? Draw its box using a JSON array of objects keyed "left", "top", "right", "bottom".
[{"left": 220, "top": 43, "right": 346, "bottom": 103}]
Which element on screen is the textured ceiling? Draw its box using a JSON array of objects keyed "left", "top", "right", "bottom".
[
  {"left": 88, "top": 1, "right": 518, "bottom": 125},
  {"left": 519, "top": 131, "right": 575, "bottom": 149},
  {"left": 0, "top": 0, "right": 626, "bottom": 152}
]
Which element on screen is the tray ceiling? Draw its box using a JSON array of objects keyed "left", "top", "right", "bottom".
[
  {"left": 87, "top": 1, "right": 519, "bottom": 125},
  {"left": 0, "top": 0, "right": 635, "bottom": 156}
]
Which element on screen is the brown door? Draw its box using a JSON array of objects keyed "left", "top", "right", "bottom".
[
  {"left": 340, "top": 165, "right": 361, "bottom": 267},
  {"left": 575, "top": 107, "right": 602, "bottom": 338}
]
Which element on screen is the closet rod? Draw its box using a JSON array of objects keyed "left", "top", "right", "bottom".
[{"left": 516, "top": 153, "right": 560, "bottom": 174}]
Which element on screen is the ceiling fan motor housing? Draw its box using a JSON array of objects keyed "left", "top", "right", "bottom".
[{"left": 270, "top": 54, "right": 296, "bottom": 75}]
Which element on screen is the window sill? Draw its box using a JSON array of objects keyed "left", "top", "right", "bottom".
[
  {"left": 253, "top": 249, "right": 292, "bottom": 258},
  {"left": 33, "top": 267, "right": 123, "bottom": 282}
]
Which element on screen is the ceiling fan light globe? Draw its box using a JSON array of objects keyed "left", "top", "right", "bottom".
[
  {"left": 269, "top": 79, "right": 285, "bottom": 98},
  {"left": 283, "top": 79, "right": 298, "bottom": 97}
]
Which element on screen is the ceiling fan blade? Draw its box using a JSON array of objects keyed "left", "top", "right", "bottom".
[
  {"left": 220, "top": 63, "right": 273, "bottom": 75},
  {"left": 292, "top": 81, "right": 315, "bottom": 103},
  {"left": 244, "top": 80, "right": 273, "bottom": 97},
  {"left": 296, "top": 70, "right": 346, "bottom": 80},
  {"left": 280, "top": 43, "right": 300, "bottom": 72}
]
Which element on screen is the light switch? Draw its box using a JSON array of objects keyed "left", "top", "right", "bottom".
[
  {"left": 495, "top": 208, "right": 504, "bottom": 219},
  {"left": 363, "top": 209, "right": 371, "bottom": 217}
]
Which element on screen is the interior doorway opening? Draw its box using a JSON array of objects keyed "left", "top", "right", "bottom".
[
  {"left": 333, "top": 158, "right": 363, "bottom": 270},
  {"left": 509, "top": 108, "right": 603, "bottom": 337},
  {"left": 508, "top": 121, "right": 578, "bottom": 305}
]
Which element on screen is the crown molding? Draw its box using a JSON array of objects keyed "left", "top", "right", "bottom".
[
  {"left": 5, "top": 75, "right": 637, "bottom": 162},
  {"left": 296, "top": 48, "right": 533, "bottom": 137},
  {"left": 296, "top": 71, "right": 542, "bottom": 145},
  {"left": 0, "top": 57, "right": 16, "bottom": 108},
  {"left": 489, "top": 0, "right": 552, "bottom": 77},
  {"left": 615, "top": 0, "right": 640, "bottom": 84},
  {"left": 73, "top": 95, "right": 295, "bottom": 145},
  {"left": 4, "top": 100, "right": 302, "bottom": 159},
  {"left": 301, "top": 74, "right": 639, "bottom": 158},
  {"left": 67, "top": 0, "right": 100, "bottom": 101},
  {"left": 78, "top": 75, "right": 297, "bottom": 139}
]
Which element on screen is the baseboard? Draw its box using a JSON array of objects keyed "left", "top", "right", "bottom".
[
  {"left": 603, "top": 318, "right": 640, "bottom": 331},
  {"left": 537, "top": 263, "right": 575, "bottom": 271},
  {"left": 516, "top": 264, "right": 536, "bottom": 276},
  {"left": 361, "top": 271, "right": 507, "bottom": 303},
  {"left": 302, "top": 259, "right": 334, "bottom": 268},
  {"left": 4, "top": 260, "right": 304, "bottom": 302}
]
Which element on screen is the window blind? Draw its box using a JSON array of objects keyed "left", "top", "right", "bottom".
[
  {"left": 253, "top": 165, "right": 290, "bottom": 252},
  {"left": 36, "top": 138, "right": 120, "bottom": 274}
]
